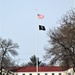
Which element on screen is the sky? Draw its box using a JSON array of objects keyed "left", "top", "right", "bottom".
[{"left": 0, "top": 0, "right": 74, "bottom": 65}]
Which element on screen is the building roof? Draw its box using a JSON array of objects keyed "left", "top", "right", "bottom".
[{"left": 10, "top": 66, "right": 71, "bottom": 72}]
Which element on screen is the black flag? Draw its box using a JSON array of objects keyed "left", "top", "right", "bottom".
[{"left": 39, "top": 25, "right": 46, "bottom": 31}]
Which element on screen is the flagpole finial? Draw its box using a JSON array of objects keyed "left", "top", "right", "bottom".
[{"left": 36, "top": 9, "right": 38, "bottom": 11}]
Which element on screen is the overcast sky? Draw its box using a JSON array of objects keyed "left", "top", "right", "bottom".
[{"left": 0, "top": 0, "right": 74, "bottom": 65}]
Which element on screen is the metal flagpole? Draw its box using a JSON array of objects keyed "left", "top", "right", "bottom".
[
  {"left": 74, "top": 0, "right": 75, "bottom": 8},
  {"left": 36, "top": 9, "right": 45, "bottom": 74},
  {"left": 36, "top": 9, "right": 38, "bottom": 74}
]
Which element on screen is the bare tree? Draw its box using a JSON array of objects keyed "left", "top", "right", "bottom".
[
  {"left": 0, "top": 38, "right": 19, "bottom": 75},
  {"left": 44, "top": 9, "right": 75, "bottom": 69}
]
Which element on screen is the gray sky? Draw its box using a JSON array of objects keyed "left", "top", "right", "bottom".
[{"left": 0, "top": 0, "right": 74, "bottom": 65}]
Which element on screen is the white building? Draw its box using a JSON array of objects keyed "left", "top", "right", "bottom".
[{"left": 9, "top": 66, "right": 75, "bottom": 75}]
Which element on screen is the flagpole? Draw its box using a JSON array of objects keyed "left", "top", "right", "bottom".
[
  {"left": 74, "top": 0, "right": 75, "bottom": 9},
  {"left": 36, "top": 9, "right": 38, "bottom": 74},
  {"left": 36, "top": 9, "right": 45, "bottom": 74}
]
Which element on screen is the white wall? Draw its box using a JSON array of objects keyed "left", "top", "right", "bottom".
[
  {"left": 66, "top": 68, "right": 74, "bottom": 75},
  {"left": 14, "top": 71, "right": 66, "bottom": 75}
]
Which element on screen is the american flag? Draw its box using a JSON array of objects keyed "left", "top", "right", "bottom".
[{"left": 37, "top": 14, "right": 44, "bottom": 19}]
